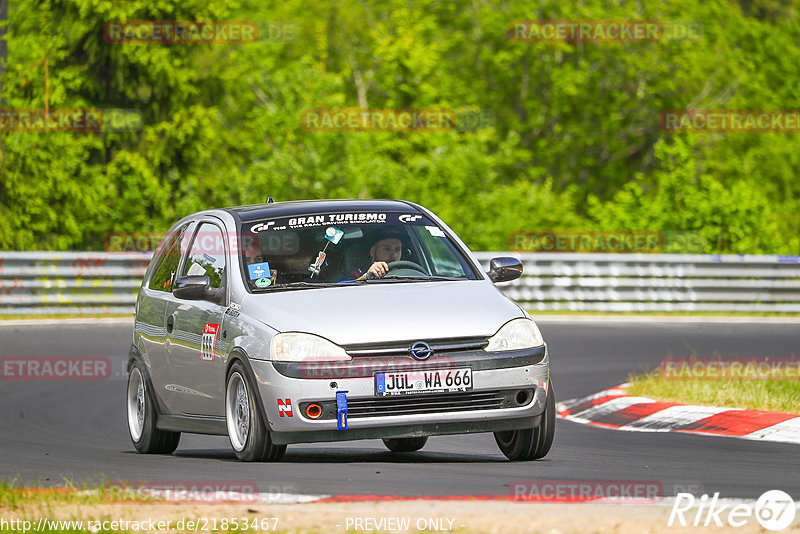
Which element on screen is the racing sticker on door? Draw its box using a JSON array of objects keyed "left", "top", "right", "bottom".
[
  {"left": 278, "top": 399, "right": 293, "bottom": 417},
  {"left": 201, "top": 323, "right": 220, "bottom": 361}
]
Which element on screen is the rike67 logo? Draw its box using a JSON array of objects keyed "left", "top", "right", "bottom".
[{"left": 669, "top": 490, "right": 796, "bottom": 531}]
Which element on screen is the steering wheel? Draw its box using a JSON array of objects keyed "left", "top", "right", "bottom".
[{"left": 386, "top": 260, "right": 426, "bottom": 274}]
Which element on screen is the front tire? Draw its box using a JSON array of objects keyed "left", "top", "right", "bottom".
[
  {"left": 382, "top": 437, "right": 428, "bottom": 452},
  {"left": 225, "top": 361, "right": 286, "bottom": 462},
  {"left": 494, "top": 382, "right": 555, "bottom": 461},
  {"left": 127, "top": 361, "right": 180, "bottom": 454}
]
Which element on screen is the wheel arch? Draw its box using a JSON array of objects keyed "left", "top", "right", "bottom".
[
  {"left": 225, "top": 348, "right": 273, "bottom": 430},
  {"left": 127, "top": 343, "right": 168, "bottom": 418}
]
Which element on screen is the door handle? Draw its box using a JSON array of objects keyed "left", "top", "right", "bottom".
[{"left": 166, "top": 314, "right": 175, "bottom": 333}]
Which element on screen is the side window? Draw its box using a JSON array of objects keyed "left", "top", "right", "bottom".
[
  {"left": 182, "top": 223, "right": 226, "bottom": 288},
  {"left": 413, "top": 226, "right": 469, "bottom": 277},
  {"left": 148, "top": 225, "right": 189, "bottom": 292}
]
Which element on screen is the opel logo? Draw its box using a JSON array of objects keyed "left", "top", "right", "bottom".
[{"left": 410, "top": 341, "right": 433, "bottom": 360}]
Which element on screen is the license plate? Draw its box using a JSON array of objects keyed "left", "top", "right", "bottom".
[{"left": 375, "top": 368, "right": 473, "bottom": 396}]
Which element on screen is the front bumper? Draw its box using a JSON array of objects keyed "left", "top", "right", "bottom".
[{"left": 249, "top": 346, "right": 550, "bottom": 445}]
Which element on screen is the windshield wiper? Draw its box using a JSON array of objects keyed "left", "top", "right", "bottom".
[
  {"left": 256, "top": 282, "right": 343, "bottom": 291},
  {"left": 254, "top": 277, "right": 464, "bottom": 290},
  {"left": 367, "top": 275, "right": 465, "bottom": 282}
]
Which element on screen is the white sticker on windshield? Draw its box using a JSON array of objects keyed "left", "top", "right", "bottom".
[{"left": 425, "top": 226, "right": 445, "bottom": 237}]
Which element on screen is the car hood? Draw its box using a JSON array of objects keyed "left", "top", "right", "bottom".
[{"left": 239, "top": 280, "right": 523, "bottom": 345}]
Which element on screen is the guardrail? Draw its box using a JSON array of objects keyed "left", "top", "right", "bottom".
[
  {"left": 0, "top": 252, "right": 799, "bottom": 315},
  {"left": 473, "top": 252, "right": 800, "bottom": 313},
  {"left": 0, "top": 252, "right": 150, "bottom": 315}
]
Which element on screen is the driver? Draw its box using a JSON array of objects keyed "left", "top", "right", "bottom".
[{"left": 357, "top": 237, "right": 402, "bottom": 280}]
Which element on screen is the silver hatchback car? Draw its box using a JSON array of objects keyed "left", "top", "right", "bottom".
[{"left": 127, "top": 199, "right": 554, "bottom": 461}]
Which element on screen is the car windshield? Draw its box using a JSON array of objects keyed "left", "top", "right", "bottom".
[{"left": 239, "top": 211, "right": 479, "bottom": 290}]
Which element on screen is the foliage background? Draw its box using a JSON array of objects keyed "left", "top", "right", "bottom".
[{"left": 1, "top": 0, "right": 798, "bottom": 253}]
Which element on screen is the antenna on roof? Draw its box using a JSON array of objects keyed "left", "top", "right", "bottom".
[{"left": 266, "top": 197, "right": 275, "bottom": 204}]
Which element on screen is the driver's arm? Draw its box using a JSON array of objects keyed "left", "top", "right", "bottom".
[{"left": 359, "top": 261, "right": 389, "bottom": 280}]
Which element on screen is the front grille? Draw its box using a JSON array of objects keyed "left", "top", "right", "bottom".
[
  {"left": 299, "top": 389, "right": 533, "bottom": 420},
  {"left": 348, "top": 390, "right": 505, "bottom": 417},
  {"left": 344, "top": 336, "right": 488, "bottom": 358}
]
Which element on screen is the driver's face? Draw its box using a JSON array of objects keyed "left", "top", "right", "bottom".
[{"left": 370, "top": 238, "right": 402, "bottom": 263}]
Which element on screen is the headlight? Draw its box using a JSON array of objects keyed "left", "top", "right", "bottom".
[
  {"left": 485, "top": 318, "right": 544, "bottom": 352},
  {"left": 270, "top": 332, "right": 352, "bottom": 362}
]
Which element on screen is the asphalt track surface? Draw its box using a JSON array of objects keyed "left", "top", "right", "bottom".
[{"left": 1, "top": 319, "right": 798, "bottom": 499}]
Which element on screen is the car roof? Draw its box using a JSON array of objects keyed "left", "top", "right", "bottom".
[{"left": 223, "top": 199, "right": 421, "bottom": 223}]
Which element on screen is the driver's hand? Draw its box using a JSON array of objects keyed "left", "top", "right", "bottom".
[{"left": 365, "top": 261, "right": 389, "bottom": 279}]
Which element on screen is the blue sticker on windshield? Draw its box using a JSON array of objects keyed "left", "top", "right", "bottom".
[
  {"left": 324, "top": 226, "right": 344, "bottom": 245},
  {"left": 248, "top": 262, "right": 270, "bottom": 280},
  {"left": 336, "top": 390, "right": 348, "bottom": 430}
]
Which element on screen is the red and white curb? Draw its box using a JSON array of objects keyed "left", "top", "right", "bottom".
[{"left": 557, "top": 384, "right": 800, "bottom": 445}]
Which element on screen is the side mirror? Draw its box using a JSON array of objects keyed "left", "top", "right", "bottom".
[
  {"left": 487, "top": 257, "right": 523, "bottom": 283},
  {"left": 173, "top": 275, "right": 212, "bottom": 300}
]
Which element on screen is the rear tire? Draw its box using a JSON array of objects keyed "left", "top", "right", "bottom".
[
  {"left": 382, "top": 437, "right": 428, "bottom": 452},
  {"left": 127, "top": 360, "right": 180, "bottom": 454},
  {"left": 225, "top": 361, "right": 286, "bottom": 462},
  {"left": 494, "top": 382, "right": 555, "bottom": 461}
]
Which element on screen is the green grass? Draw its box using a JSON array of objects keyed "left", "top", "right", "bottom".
[
  {"left": 0, "top": 478, "right": 159, "bottom": 509},
  {"left": 0, "top": 479, "right": 163, "bottom": 534},
  {"left": 626, "top": 370, "right": 800, "bottom": 413}
]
